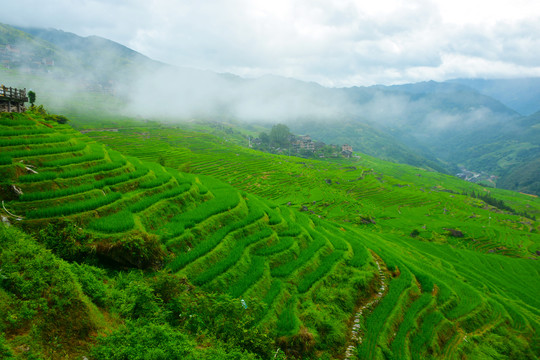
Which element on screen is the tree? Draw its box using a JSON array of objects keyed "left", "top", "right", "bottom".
[
  {"left": 270, "top": 124, "right": 291, "bottom": 148},
  {"left": 259, "top": 131, "right": 270, "bottom": 145},
  {"left": 28, "top": 91, "right": 36, "bottom": 107}
]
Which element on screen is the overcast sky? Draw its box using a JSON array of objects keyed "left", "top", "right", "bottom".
[{"left": 3, "top": 0, "right": 540, "bottom": 86}]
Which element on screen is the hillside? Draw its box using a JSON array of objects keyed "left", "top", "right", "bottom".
[
  {"left": 1, "top": 108, "right": 538, "bottom": 358},
  {"left": 4, "top": 23, "right": 540, "bottom": 195},
  {"left": 449, "top": 78, "right": 540, "bottom": 116}
]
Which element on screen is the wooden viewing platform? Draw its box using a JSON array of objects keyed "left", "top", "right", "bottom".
[{"left": 0, "top": 85, "right": 29, "bottom": 113}]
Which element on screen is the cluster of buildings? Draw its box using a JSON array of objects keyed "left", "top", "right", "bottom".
[
  {"left": 251, "top": 133, "right": 355, "bottom": 158},
  {"left": 292, "top": 135, "right": 354, "bottom": 157}
]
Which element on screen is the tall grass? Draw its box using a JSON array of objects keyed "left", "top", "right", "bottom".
[
  {"left": 128, "top": 183, "right": 192, "bottom": 213},
  {"left": 19, "top": 167, "right": 149, "bottom": 202},
  {"left": 193, "top": 228, "right": 273, "bottom": 286},
  {"left": 0, "top": 155, "right": 11, "bottom": 165},
  {"left": 0, "top": 135, "right": 69, "bottom": 147},
  {"left": 357, "top": 266, "right": 413, "bottom": 360},
  {"left": 168, "top": 201, "right": 265, "bottom": 271},
  {"left": 88, "top": 210, "right": 135, "bottom": 233},
  {"left": 255, "top": 237, "right": 294, "bottom": 256},
  {"left": 276, "top": 297, "right": 300, "bottom": 336},
  {"left": 0, "top": 128, "right": 53, "bottom": 137},
  {"left": 18, "top": 160, "right": 126, "bottom": 183},
  {"left": 390, "top": 293, "right": 433, "bottom": 358},
  {"left": 0, "top": 116, "right": 35, "bottom": 126},
  {"left": 297, "top": 250, "right": 344, "bottom": 293},
  {"left": 228, "top": 256, "right": 266, "bottom": 298},
  {"left": 3, "top": 143, "right": 86, "bottom": 158},
  {"left": 161, "top": 187, "right": 241, "bottom": 238},
  {"left": 138, "top": 173, "right": 173, "bottom": 189},
  {"left": 25, "top": 192, "right": 122, "bottom": 219},
  {"left": 42, "top": 145, "right": 104, "bottom": 166},
  {"left": 271, "top": 236, "right": 326, "bottom": 277}
]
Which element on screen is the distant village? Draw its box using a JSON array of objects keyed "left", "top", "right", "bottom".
[{"left": 250, "top": 124, "right": 357, "bottom": 159}]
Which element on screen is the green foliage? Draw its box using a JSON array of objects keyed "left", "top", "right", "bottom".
[
  {"left": 128, "top": 183, "right": 191, "bottom": 213},
  {"left": 276, "top": 297, "right": 300, "bottom": 336},
  {"left": 70, "top": 263, "right": 108, "bottom": 307},
  {"left": 194, "top": 229, "right": 273, "bottom": 286},
  {"left": 25, "top": 191, "right": 122, "bottom": 218},
  {"left": 167, "top": 291, "right": 272, "bottom": 358},
  {"left": 2, "top": 142, "right": 87, "bottom": 159},
  {"left": 162, "top": 183, "right": 240, "bottom": 238},
  {"left": 271, "top": 236, "right": 326, "bottom": 277},
  {"left": 27, "top": 90, "right": 36, "bottom": 106},
  {"left": 270, "top": 124, "right": 291, "bottom": 148},
  {"left": 103, "top": 231, "right": 166, "bottom": 269},
  {"left": 91, "top": 321, "right": 194, "bottom": 360},
  {"left": 36, "top": 219, "right": 92, "bottom": 261},
  {"left": 139, "top": 173, "right": 173, "bottom": 189},
  {"left": 297, "top": 250, "right": 344, "bottom": 293},
  {"left": 20, "top": 166, "right": 148, "bottom": 202},
  {"left": 88, "top": 210, "right": 135, "bottom": 233},
  {"left": 228, "top": 256, "right": 266, "bottom": 298},
  {"left": 0, "top": 333, "right": 14, "bottom": 359},
  {"left": 0, "top": 112, "right": 35, "bottom": 126},
  {"left": 0, "top": 155, "right": 11, "bottom": 165},
  {"left": 255, "top": 237, "right": 294, "bottom": 256},
  {"left": 0, "top": 134, "right": 69, "bottom": 147},
  {"left": 168, "top": 200, "right": 265, "bottom": 271},
  {"left": 45, "top": 114, "right": 69, "bottom": 124},
  {"left": 0, "top": 224, "right": 98, "bottom": 347},
  {"left": 18, "top": 159, "right": 126, "bottom": 183},
  {"left": 42, "top": 144, "right": 104, "bottom": 167}
]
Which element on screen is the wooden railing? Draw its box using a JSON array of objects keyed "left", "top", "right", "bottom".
[{"left": 0, "top": 85, "right": 28, "bottom": 102}]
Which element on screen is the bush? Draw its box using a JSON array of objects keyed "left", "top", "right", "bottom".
[
  {"left": 0, "top": 333, "right": 14, "bottom": 359},
  {"left": 95, "top": 231, "right": 166, "bottom": 269},
  {"left": 36, "top": 219, "right": 92, "bottom": 262},
  {"left": 91, "top": 321, "right": 194, "bottom": 360}
]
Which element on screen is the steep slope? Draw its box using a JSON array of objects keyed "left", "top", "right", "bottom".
[
  {"left": 2, "top": 110, "right": 539, "bottom": 358},
  {"left": 6, "top": 23, "right": 537, "bottom": 193},
  {"left": 0, "top": 110, "right": 374, "bottom": 358},
  {"left": 86, "top": 118, "right": 540, "bottom": 359}
]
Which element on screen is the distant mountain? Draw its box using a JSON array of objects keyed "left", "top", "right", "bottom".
[
  {"left": 2, "top": 23, "right": 539, "bottom": 194},
  {"left": 14, "top": 25, "right": 163, "bottom": 83},
  {"left": 448, "top": 78, "right": 540, "bottom": 115}
]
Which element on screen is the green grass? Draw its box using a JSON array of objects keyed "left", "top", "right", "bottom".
[
  {"left": 25, "top": 192, "right": 122, "bottom": 219},
  {"left": 88, "top": 210, "right": 135, "bottom": 233},
  {"left": 297, "top": 250, "right": 344, "bottom": 293},
  {"left": 1, "top": 111, "right": 539, "bottom": 359},
  {"left": 228, "top": 255, "right": 266, "bottom": 298},
  {"left": 193, "top": 229, "right": 273, "bottom": 286}
]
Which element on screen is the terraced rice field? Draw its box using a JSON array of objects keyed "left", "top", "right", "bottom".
[{"left": 1, "top": 113, "right": 539, "bottom": 359}]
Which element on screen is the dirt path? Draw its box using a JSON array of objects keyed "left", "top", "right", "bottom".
[{"left": 344, "top": 251, "right": 389, "bottom": 360}]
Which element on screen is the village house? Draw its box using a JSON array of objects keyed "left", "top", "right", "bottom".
[
  {"left": 293, "top": 135, "right": 315, "bottom": 152},
  {"left": 341, "top": 144, "right": 353, "bottom": 158}
]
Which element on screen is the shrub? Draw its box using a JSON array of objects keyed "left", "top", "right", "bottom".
[
  {"left": 36, "top": 219, "right": 92, "bottom": 262},
  {"left": 91, "top": 321, "right": 194, "bottom": 360},
  {"left": 0, "top": 333, "right": 14, "bottom": 359},
  {"left": 95, "top": 231, "right": 165, "bottom": 269}
]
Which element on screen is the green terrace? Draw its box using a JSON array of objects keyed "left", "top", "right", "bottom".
[{"left": 0, "top": 111, "right": 538, "bottom": 359}]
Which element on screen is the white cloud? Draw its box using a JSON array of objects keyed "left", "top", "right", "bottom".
[{"left": 2, "top": 0, "right": 540, "bottom": 86}]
